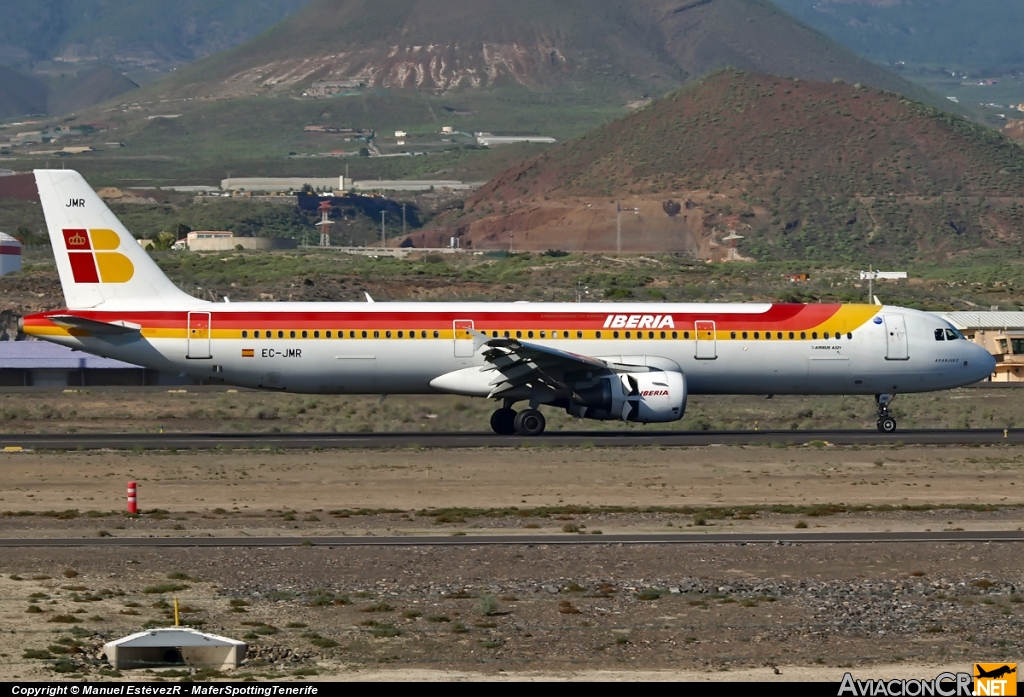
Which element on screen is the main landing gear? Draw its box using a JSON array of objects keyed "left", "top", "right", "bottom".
[
  {"left": 876, "top": 393, "right": 897, "bottom": 433},
  {"left": 490, "top": 403, "right": 546, "bottom": 436}
]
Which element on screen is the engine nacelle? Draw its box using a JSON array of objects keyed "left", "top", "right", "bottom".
[{"left": 567, "top": 370, "right": 686, "bottom": 423}]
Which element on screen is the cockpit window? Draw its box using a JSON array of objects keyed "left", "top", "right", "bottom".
[
  {"left": 934, "top": 328, "right": 945, "bottom": 341},
  {"left": 945, "top": 328, "right": 960, "bottom": 341}
]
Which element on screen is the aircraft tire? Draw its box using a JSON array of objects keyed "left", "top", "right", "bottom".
[
  {"left": 877, "top": 416, "right": 897, "bottom": 434},
  {"left": 514, "top": 408, "right": 546, "bottom": 436},
  {"left": 490, "top": 408, "right": 517, "bottom": 435}
]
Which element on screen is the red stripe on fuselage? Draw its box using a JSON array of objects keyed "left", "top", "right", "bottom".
[{"left": 24, "top": 304, "right": 845, "bottom": 331}]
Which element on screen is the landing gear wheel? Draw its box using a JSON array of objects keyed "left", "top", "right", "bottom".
[
  {"left": 877, "top": 416, "right": 897, "bottom": 434},
  {"left": 513, "top": 408, "right": 546, "bottom": 436},
  {"left": 490, "top": 408, "right": 517, "bottom": 435}
]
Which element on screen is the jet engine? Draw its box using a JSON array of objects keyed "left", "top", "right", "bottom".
[{"left": 567, "top": 370, "right": 686, "bottom": 423}]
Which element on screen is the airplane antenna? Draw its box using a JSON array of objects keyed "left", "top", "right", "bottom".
[{"left": 364, "top": 292, "right": 375, "bottom": 303}]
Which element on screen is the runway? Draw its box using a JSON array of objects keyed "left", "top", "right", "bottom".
[
  {"left": 1, "top": 428, "right": 1023, "bottom": 450},
  {"left": 0, "top": 530, "right": 1021, "bottom": 547}
]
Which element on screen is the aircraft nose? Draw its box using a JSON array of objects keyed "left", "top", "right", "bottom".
[{"left": 970, "top": 343, "right": 996, "bottom": 383}]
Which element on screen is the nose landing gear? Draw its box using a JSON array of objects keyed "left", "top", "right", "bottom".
[{"left": 876, "top": 393, "right": 897, "bottom": 433}]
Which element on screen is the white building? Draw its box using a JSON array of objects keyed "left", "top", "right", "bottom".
[{"left": 0, "top": 232, "right": 22, "bottom": 276}]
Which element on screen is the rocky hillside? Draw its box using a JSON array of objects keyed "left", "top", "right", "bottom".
[
  {"left": 409, "top": 70, "right": 1024, "bottom": 264},
  {"left": 151, "top": 0, "right": 938, "bottom": 104}
]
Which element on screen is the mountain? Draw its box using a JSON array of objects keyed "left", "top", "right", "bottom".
[
  {"left": 771, "top": 1, "right": 1024, "bottom": 73},
  {"left": 154, "top": 0, "right": 940, "bottom": 103},
  {"left": 407, "top": 70, "right": 1024, "bottom": 264},
  {"left": 37, "top": 0, "right": 958, "bottom": 184},
  {"left": 0, "top": 64, "right": 137, "bottom": 119},
  {"left": 0, "top": 65, "right": 48, "bottom": 119},
  {"left": 0, "top": 0, "right": 312, "bottom": 72}
]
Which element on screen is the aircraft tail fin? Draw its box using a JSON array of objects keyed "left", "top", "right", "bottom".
[{"left": 33, "top": 169, "right": 204, "bottom": 310}]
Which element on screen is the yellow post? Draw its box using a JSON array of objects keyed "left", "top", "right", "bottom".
[{"left": 174, "top": 597, "right": 180, "bottom": 627}]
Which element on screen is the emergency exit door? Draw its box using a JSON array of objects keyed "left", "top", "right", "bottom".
[
  {"left": 187, "top": 312, "right": 211, "bottom": 359},
  {"left": 883, "top": 314, "right": 909, "bottom": 361},
  {"left": 694, "top": 320, "right": 717, "bottom": 360},
  {"left": 453, "top": 319, "right": 475, "bottom": 357}
]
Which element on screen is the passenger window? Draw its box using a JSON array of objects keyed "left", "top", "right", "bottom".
[
  {"left": 361, "top": 331, "right": 367, "bottom": 338},
  {"left": 742, "top": 332, "right": 748, "bottom": 339},
  {"left": 754, "top": 332, "right": 760, "bottom": 339},
  {"left": 671, "top": 331, "right": 677, "bottom": 339},
  {"left": 301, "top": 330, "right": 307, "bottom": 338},
  {"left": 374, "top": 331, "right": 380, "bottom": 338},
  {"left": 847, "top": 332, "right": 853, "bottom": 340},
  {"left": 800, "top": 332, "right": 806, "bottom": 340},
  {"left": 935, "top": 328, "right": 945, "bottom": 341},
  {"left": 253, "top": 331, "right": 258, "bottom": 338},
  {"left": 823, "top": 332, "right": 829, "bottom": 339},
  {"left": 385, "top": 331, "right": 391, "bottom": 338},
  {"left": 684, "top": 331, "right": 690, "bottom": 339},
  {"left": 528, "top": 331, "right": 534, "bottom": 338},
  {"left": 540, "top": 331, "right": 546, "bottom": 338},
  {"left": 596, "top": 331, "right": 602, "bottom": 339},
  {"left": 313, "top": 331, "right": 319, "bottom": 339},
  {"left": 660, "top": 331, "right": 666, "bottom": 339},
  {"left": 730, "top": 332, "right": 737, "bottom": 339},
  {"left": 433, "top": 330, "right": 439, "bottom": 338},
  {"left": 577, "top": 331, "right": 583, "bottom": 339},
  {"left": 625, "top": 331, "right": 631, "bottom": 339},
  {"left": 788, "top": 332, "right": 795, "bottom": 340},
  {"left": 777, "top": 332, "right": 783, "bottom": 339},
  {"left": 945, "top": 329, "right": 958, "bottom": 341},
  {"left": 613, "top": 331, "right": 620, "bottom": 339},
  {"left": 326, "top": 331, "right": 331, "bottom": 338},
  {"left": 812, "top": 332, "right": 817, "bottom": 340},
  {"left": 516, "top": 331, "right": 522, "bottom": 339}
]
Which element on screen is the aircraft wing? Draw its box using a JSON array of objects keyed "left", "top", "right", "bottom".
[
  {"left": 47, "top": 315, "right": 142, "bottom": 336},
  {"left": 472, "top": 331, "right": 652, "bottom": 398}
]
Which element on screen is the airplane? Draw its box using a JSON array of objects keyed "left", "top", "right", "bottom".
[{"left": 20, "top": 170, "right": 996, "bottom": 436}]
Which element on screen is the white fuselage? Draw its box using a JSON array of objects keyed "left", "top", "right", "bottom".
[{"left": 26, "top": 301, "right": 996, "bottom": 396}]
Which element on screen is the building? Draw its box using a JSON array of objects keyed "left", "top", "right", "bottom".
[
  {"left": 474, "top": 133, "right": 557, "bottom": 147},
  {"left": 0, "top": 232, "right": 21, "bottom": 276},
  {"left": 176, "top": 231, "right": 297, "bottom": 252},
  {"left": 0, "top": 341, "right": 195, "bottom": 387},
  {"left": 940, "top": 311, "right": 1024, "bottom": 382}
]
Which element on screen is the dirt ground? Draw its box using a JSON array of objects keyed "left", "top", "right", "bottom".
[
  {"left": 0, "top": 444, "right": 1022, "bottom": 521},
  {"left": 0, "top": 444, "right": 1021, "bottom": 682}
]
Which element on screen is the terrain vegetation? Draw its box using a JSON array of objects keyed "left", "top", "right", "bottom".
[
  {"left": 416, "top": 70, "right": 1024, "bottom": 261},
  {"left": 0, "top": 0, "right": 951, "bottom": 187}
]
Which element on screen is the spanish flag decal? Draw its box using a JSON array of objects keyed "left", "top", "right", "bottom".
[{"left": 242, "top": 349, "right": 254, "bottom": 358}]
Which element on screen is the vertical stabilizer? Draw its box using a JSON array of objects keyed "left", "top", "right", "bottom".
[{"left": 34, "top": 169, "right": 204, "bottom": 310}]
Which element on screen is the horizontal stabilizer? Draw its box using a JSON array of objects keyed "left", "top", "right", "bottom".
[{"left": 48, "top": 315, "right": 141, "bottom": 335}]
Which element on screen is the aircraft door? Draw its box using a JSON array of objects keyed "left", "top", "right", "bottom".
[
  {"left": 694, "top": 320, "right": 717, "bottom": 360},
  {"left": 454, "top": 319, "right": 475, "bottom": 357},
  {"left": 187, "top": 312, "right": 211, "bottom": 359},
  {"left": 883, "top": 314, "right": 909, "bottom": 360}
]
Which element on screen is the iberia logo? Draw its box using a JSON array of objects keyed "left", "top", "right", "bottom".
[
  {"left": 974, "top": 664, "right": 1017, "bottom": 696},
  {"left": 62, "top": 229, "right": 134, "bottom": 283}
]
